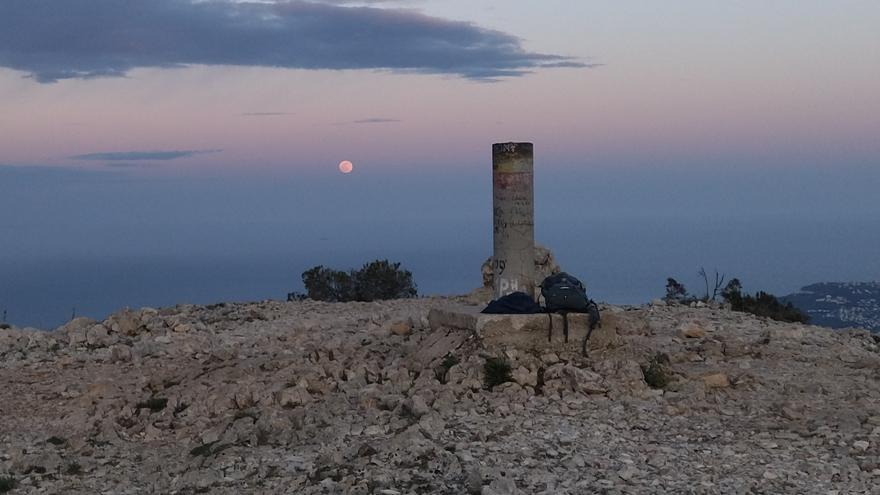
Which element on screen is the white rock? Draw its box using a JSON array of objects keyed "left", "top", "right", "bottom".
[{"left": 86, "top": 324, "right": 116, "bottom": 348}]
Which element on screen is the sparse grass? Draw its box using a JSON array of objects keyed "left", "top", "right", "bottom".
[
  {"left": 136, "top": 397, "right": 168, "bottom": 412},
  {"left": 233, "top": 409, "right": 259, "bottom": 422},
  {"left": 483, "top": 357, "right": 513, "bottom": 390},
  {"left": 435, "top": 354, "right": 460, "bottom": 384},
  {"left": 189, "top": 441, "right": 218, "bottom": 457},
  {"left": 189, "top": 440, "right": 233, "bottom": 458},
  {"left": 642, "top": 353, "right": 672, "bottom": 389},
  {"left": 256, "top": 427, "right": 271, "bottom": 447},
  {"left": 0, "top": 476, "right": 16, "bottom": 493},
  {"left": 46, "top": 436, "right": 67, "bottom": 446},
  {"left": 65, "top": 462, "right": 82, "bottom": 476}
]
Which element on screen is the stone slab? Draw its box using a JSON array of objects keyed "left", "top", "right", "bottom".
[{"left": 428, "top": 305, "right": 619, "bottom": 353}]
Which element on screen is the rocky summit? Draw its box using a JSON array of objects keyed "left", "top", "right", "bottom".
[{"left": 2, "top": 296, "right": 880, "bottom": 494}]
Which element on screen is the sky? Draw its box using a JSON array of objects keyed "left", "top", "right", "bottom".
[{"left": 1, "top": 0, "right": 879, "bottom": 327}]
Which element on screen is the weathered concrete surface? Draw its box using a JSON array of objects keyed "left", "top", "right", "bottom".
[
  {"left": 481, "top": 244, "right": 561, "bottom": 291},
  {"left": 428, "top": 305, "right": 621, "bottom": 353},
  {"left": 492, "top": 142, "right": 535, "bottom": 299}
]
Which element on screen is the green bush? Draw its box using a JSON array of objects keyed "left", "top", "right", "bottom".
[
  {"left": 301, "top": 259, "right": 417, "bottom": 302},
  {"left": 0, "top": 476, "right": 15, "bottom": 493},
  {"left": 642, "top": 353, "right": 671, "bottom": 389},
  {"left": 483, "top": 357, "right": 513, "bottom": 390},
  {"left": 301, "top": 265, "right": 355, "bottom": 302},
  {"left": 354, "top": 260, "right": 418, "bottom": 302},
  {"left": 722, "top": 279, "right": 809, "bottom": 323}
]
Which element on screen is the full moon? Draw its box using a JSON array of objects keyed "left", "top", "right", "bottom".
[{"left": 338, "top": 160, "right": 354, "bottom": 174}]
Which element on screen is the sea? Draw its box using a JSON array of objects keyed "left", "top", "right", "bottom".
[{"left": 3, "top": 216, "right": 878, "bottom": 329}]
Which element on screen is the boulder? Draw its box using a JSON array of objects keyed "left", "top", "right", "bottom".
[
  {"left": 105, "top": 309, "right": 142, "bottom": 336},
  {"left": 108, "top": 344, "right": 132, "bottom": 363},
  {"left": 86, "top": 324, "right": 117, "bottom": 348},
  {"left": 390, "top": 320, "right": 413, "bottom": 336},
  {"left": 511, "top": 366, "right": 538, "bottom": 388},
  {"left": 543, "top": 364, "right": 607, "bottom": 396},
  {"left": 680, "top": 321, "right": 707, "bottom": 339},
  {"left": 277, "top": 386, "right": 312, "bottom": 408},
  {"left": 702, "top": 373, "right": 731, "bottom": 389},
  {"left": 60, "top": 317, "right": 96, "bottom": 347},
  {"left": 58, "top": 317, "right": 96, "bottom": 335}
]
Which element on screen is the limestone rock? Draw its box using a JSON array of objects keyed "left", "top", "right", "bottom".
[
  {"left": 105, "top": 309, "right": 142, "bottom": 336},
  {"left": 543, "top": 364, "right": 607, "bottom": 396},
  {"left": 108, "top": 344, "right": 132, "bottom": 363},
  {"left": 277, "top": 386, "right": 312, "bottom": 408},
  {"left": 390, "top": 320, "right": 413, "bottom": 336},
  {"left": 86, "top": 324, "right": 116, "bottom": 348},
  {"left": 853, "top": 440, "right": 870, "bottom": 452},
  {"left": 4, "top": 297, "right": 880, "bottom": 494},
  {"left": 680, "top": 321, "right": 707, "bottom": 339},
  {"left": 702, "top": 373, "right": 731, "bottom": 389},
  {"left": 511, "top": 366, "right": 538, "bottom": 388},
  {"left": 58, "top": 317, "right": 96, "bottom": 335}
]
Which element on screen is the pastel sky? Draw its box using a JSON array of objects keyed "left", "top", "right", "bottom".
[
  {"left": 2, "top": 1, "right": 880, "bottom": 327},
  {"left": 1, "top": 0, "right": 877, "bottom": 175}
]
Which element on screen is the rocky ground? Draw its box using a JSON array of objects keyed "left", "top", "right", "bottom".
[{"left": 2, "top": 296, "right": 880, "bottom": 494}]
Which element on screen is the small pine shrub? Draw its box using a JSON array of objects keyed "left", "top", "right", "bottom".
[
  {"left": 664, "top": 278, "right": 697, "bottom": 305},
  {"left": 354, "top": 260, "right": 417, "bottom": 302},
  {"left": 483, "top": 357, "right": 513, "bottom": 390},
  {"left": 302, "top": 266, "right": 355, "bottom": 302},
  {"left": 642, "top": 353, "right": 671, "bottom": 389},
  {"left": 301, "top": 260, "right": 417, "bottom": 302}
]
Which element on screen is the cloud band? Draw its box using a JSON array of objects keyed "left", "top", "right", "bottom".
[{"left": 0, "top": 0, "right": 585, "bottom": 83}]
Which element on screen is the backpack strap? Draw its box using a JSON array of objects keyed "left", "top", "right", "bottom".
[
  {"left": 562, "top": 311, "right": 569, "bottom": 343},
  {"left": 581, "top": 301, "right": 600, "bottom": 356}
]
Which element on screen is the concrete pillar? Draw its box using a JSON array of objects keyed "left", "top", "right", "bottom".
[{"left": 492, "top": 142, "right": 535, "bottom": 299}]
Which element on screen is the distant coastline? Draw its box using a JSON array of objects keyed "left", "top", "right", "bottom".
[{"left": 783, "top": 282, "right": 880, "bottom": 333}]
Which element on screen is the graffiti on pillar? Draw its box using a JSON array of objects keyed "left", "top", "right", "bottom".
[
  {"left": 493, "top": 258, "right": 507, "bottom": 275},
  {"left": 498, "top": 277, "right": 519, "bottom": 295},
  {"left": 493, "top": 172, "right": 533, "bottom": 241}
]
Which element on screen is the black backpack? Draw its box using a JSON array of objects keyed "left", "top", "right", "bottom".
[
  {"left": 539, "top": 272, "right": 600, "bottom": 355},
  {"left": 481, "top": 291, "right": 543, "bottom": 314}
]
